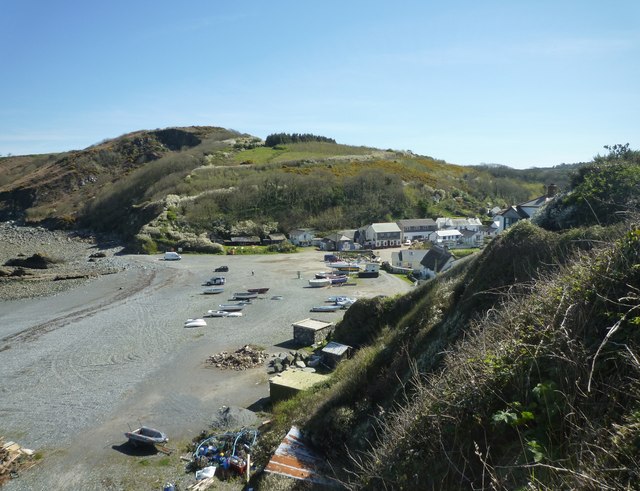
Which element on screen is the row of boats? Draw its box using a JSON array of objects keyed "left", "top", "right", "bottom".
[{"left": 310, "top": 295, "right": 357, "bottom": 312}]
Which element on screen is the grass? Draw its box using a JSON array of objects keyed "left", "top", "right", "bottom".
[{"left": 233, "top": 142, "right": 379, "bottom": 165}]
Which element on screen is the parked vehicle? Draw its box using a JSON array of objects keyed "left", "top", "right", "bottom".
[
  {"left": 164, "top": 251, "right": 181, "bottom": 261},
  {"left": 206, "top": 277, "right": 226, "bottom": 286},
  {"left": 214, "top": 265, "right": 229, "bottom": 272}
]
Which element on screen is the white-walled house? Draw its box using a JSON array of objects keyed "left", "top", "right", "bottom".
[
  {"left": 289, "top": 228, "right": 315, "bottom": 247},
  {"left": 428, "top": 229, "right": 462, "bottom": 247},
  {"left": 359, "top": 222, "right": 402, "bottom": 248},
  {"left": 419, "top": 245, "right": 454, "bottom": 278},
  {"left": 494, "top": 185, "right": 558, "bottom": 233},
  {"left": 396, "top": 218, "right": 437, "bottom": 242},
  {"left": 436, "top": 217, "right": 483, "bottom": 231},
  {"left": 390, "top": 249, "right": 429, "bottom": 270}
]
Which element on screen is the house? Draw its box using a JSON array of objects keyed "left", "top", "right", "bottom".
[
  {"left": 390, "top": 249, "right": 429, "bottom": 270},
  {"left": 458, "top": 228, "right": 482, "bottom": 247},
  {"left": 494, "top": 184, "right": 558, "bottom": 232},
  {"left": 263, "top": 233, "right": 287, "bottom": 245},
  {"left": 226, "top": 236, "right": 261, "bottom": 246},
  {"left": 288, "top": 228, "right": 315, "bottom": 247},
  {"left": 396, "top": 218, "right": 437, "bottom": 242},
  {"left": 436, "top": 217, "right": 483, "bottom": 231},
  {"left": 359, "top": 222, "right": 402, "bottom": 248},
  {"left": 428, "top": 229, "right": 462, "bottom": 247},
  {"left": 419, "top": 245, "right": 454, "bottom": 278},
  {"left": 292, "top": 318, "right": 334, "bottom": 346},
  {"left": 320, "top": 232, "right": 356, "bottom": 251}
]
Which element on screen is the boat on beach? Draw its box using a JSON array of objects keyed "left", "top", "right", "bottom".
[
  {"left": 205, "top": 310, "right": 230, "bottom": 317},
  {"left": 125, "top": 426, "right": 168, "bottom": 446},
  {"left": 233, "top": 292, "right": 259, "bottom": 299},
  {"left": 218, "top": 303, "right": 246, "bottom": 312},
  {"left": 247, "top": 287, "right": 269, "bottom": 294},
  {"left": 308, "top": 278, "right": 331, "bottom": 288},
  {"left": 203, "top": 287, "right": 224, "bottom": 295},
  {"left": 310, "top": 304, "right": 342, "bottom": 312},
  {"left": 184, "top": 318, "right": 207, "bottom": 328}
]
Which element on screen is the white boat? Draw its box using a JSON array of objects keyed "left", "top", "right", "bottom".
[
  {"left": 226, "top": 312, "right": 243, "bottom": 317},
  {"left": 203, "top": 287, "right": 224, "bottom": 295},
  {"left": 218, "top": 303, "right": 245, "bottom": 312},
  {"left": 310, "top": 305, "right": 341, "bottom": 312},
  {"left": 184, "top": 318, "right": 207, "bottom": 328},
  {"left": 233, "top": 292, "right": 258, "bottom": 300},
  {"left": 205, "top": 310, "right": 230, "bottom": 317},
  {"left": 308, "top": 278, "right": 331, "bottom": 288}
]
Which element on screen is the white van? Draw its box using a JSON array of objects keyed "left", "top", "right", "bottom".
[{"left": 164, "top": 251, "right": 182, "bottom": 261}]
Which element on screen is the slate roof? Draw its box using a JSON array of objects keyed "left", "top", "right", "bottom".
[
  {"left": 370, "top": 222, "right": 402, "bottom": 233},
  {"left": 420, "top": 246, "right": 453, "bottom": 272}
]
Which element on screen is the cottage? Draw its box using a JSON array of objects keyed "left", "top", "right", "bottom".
[
  {"left": 292, "top": 318, "right": 335, "bottom": 346},
  {"left": 226, "top": 236, "right": 261, "bottom": 246},
  {"left": 494, "top": 184, "right": 558, "bottom": 232},
  {"left": 320, "top": 232, "right": 355, "bottom": 251},
  {"left": 288, "top": 228, "right": 315, "bottom": 247},
  {"left": 263, "top": 233, "right": 287, "bottom": 245},
  {"left": 419, "top": 245, "right": 454, "bottom": 278},
  {"left": 428, "top": 229, "right": 462, "bottom": 247},
  {"left": 436, "top": 217, "right": 483, "bottom": 231},
  {"left": 390, "top": 249, "right": 429, "bottom": 270}
]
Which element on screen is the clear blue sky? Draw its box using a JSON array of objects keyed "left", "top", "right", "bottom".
[{"left": 1, "top": 1, "right": 638, "bottom": 168}]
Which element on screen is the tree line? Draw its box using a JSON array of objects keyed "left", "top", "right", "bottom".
[{"left": 265, "top": 133, "right": 336, "bottom": 147}]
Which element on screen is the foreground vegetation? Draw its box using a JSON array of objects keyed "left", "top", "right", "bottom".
[{"left": 252, "top": 147, "right": 640, "bottom": 489}]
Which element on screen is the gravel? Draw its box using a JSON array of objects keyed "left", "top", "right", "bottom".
[{"left": 0, "top": 223, "right": 410, "bottom": 490}]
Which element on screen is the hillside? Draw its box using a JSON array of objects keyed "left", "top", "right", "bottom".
[
  {"left": 0, "top": 126, "right": 572, "bottom": 251},
  {"left": 250, "top": 148, "right": 640, "bottom": 489}
]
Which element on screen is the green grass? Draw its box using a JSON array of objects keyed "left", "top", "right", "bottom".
[{"left": 233, "top": 142, "right": 378, "bottom": 164}]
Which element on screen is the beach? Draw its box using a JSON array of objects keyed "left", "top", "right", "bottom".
[{"left": 0, "top": 229, "right": 409, "bottom": 489}]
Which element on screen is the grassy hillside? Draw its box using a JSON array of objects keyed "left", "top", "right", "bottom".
[
  {"left": 0, "top": 126, "right": 574, "bottom": 252},
  {"left": 252, "top": 149, "right": 640, "bottom": 490}
]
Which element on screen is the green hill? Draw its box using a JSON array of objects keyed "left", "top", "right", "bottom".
[{"left": 0, "top": 126, "right": 575, "bottom": 253}]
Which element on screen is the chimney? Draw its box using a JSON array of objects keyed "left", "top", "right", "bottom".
[{"left": 546, "top": 183, "right": 558, "bottom": 197}]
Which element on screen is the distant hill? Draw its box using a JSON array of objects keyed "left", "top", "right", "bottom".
[{"left": 0, "top": 125, "right": 577, "bottom": 251}]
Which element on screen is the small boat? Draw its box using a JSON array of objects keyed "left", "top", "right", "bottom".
[
  {"left": 336, "top": 297, "right": 357, "bottom": 308},
  {"left": 185, "top": 318, "right": 207, "bottom": 328},
  {"left": 203, "top": 287, "right": 224, "bottom": 295},
  {"left": 329, "top": 261, "right": 360, "bottom": 272},
  {"left": 205, "top": 310, "right": 230, "bottom": 317},
  {"left": 329, "top": 275, "right": 348, "bottom": 285},
  {"left": 310, "top": 305, "right": 341, "bottom": 312},
  {"left": 271, "top": 295, "right": 283, "bottom": 300},
  {"left": 226, "top": 311, "right": 243, "bottom": 317},
  {"left": 125, "top": 426, "right": 168, "bottom": 446},
  {"left": 232, "top": 292, "right": 259, "bottom": 299},
  {"left": 218, "top": 303, "right": 246, "bottom": 312},
  {"left": 308, "top": 278, "right": 331, "bottom": 288},
  {"left": 247, "top": 287, "right": 270, "bottom": 294}
]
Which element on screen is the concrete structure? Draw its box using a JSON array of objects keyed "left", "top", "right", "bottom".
[
  {"left": 292, "top": 318, "right": 335, "bottom": 346},
  {"left": 269, "top": 369, "right": 330, "bottom": 403},
  {"left": 321, "top": 341, "right": 352, "bottom": 368}
]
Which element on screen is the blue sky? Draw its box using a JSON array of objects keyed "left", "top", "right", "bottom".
[{"left": 1, "top": 1, "right": 638, "bottom": 168}]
